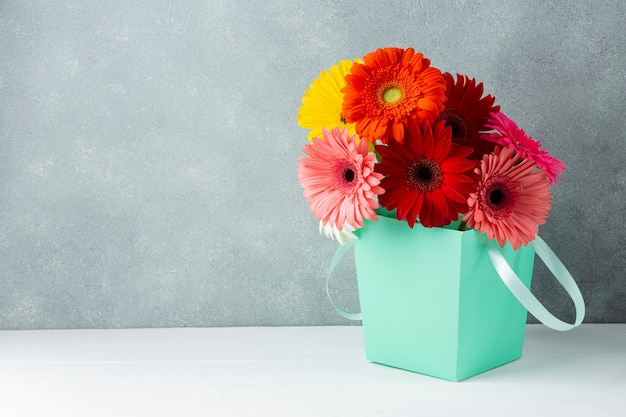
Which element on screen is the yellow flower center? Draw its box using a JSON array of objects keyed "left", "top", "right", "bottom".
[{"left": 382, "top": 86, "right": 403, "bottom": 104}]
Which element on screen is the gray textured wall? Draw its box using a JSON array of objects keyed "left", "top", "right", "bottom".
[{"left": 0, "top": 0, "right": 624, "bottom": 329}]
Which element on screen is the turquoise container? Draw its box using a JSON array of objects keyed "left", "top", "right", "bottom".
[{"left": 353, "top": 213, "right": 535, "bottom": 381}]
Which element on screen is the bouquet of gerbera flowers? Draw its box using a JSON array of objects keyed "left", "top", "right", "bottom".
[{"left": 297, "top": 47, "right": 566, "bottom": 250}]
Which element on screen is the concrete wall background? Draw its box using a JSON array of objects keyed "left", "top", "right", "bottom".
[{"left": 1, "top": 0, "right": 624, "bottom": 329}]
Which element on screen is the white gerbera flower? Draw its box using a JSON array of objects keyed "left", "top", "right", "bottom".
[{"left": 319, "top": 221, "right": 358, "bottom": 245}]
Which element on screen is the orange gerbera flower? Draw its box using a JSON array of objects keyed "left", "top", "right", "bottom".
[{"left": 341, "top": 47, "right": 446, "bottom": 144}]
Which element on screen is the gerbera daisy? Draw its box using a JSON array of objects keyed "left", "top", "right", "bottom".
[
  {"left": 319, "top": 221, "right": 358, "bottom": 245},
  {"left": 342, "top": 47, "right": 447, "bottom": 144},
  {"left": 297, "top": 127, "right": 385, "bottom": 238},
  {"left": 481, "top": 112, "right": 566, "bottom": 184},
  {"left": 375, "top": 120, "right": 476, "bottom": 228},
  {"left": 297, "top": 59, "right": 360, "bottom": 143},
  {"left": 463, "top": 146, "right": 553, "bottom": 250},
  {"left": 435, "top": 73, "right": 500, "bottom": 160}
]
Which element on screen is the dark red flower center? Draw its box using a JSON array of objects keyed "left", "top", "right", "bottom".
[
  {"left": 407, "top": 157, "right": 443, "bottom": 192},
  {"left": 481, "top": 176, "right": 519, "bottom": 218},
  {"left": 438, "top": 110, "right": 468, "bottom": 146},
  {"left": 333, "top": 159, "right": 360, "bottom": 191},
  {"left": 344, "top": 168, "right": 355, "bottom": 182},
  {"left": 489, "top": 189, "right": 504, "bottom": 204}
]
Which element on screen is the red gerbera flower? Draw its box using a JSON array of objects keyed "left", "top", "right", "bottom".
[
  {"left": 435, "top": 73, "right": 500, "bottom": 160},
  {"left": 342, "top": 47, "right": 447, "bottom": 144},
  {"left": 375, "top": 120, "right": 477, "bottom": 228}
]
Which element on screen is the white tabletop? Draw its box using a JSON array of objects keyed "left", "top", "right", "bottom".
[{"left": 0, "top": 324, "right": 624, "bottom": 416}]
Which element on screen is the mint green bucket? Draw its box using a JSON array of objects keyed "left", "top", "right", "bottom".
[{"left": 353, "top": 214, "right": 535, "bottom": 381}]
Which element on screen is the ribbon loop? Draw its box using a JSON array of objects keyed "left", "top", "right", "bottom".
[
  {"left": 327, "top": 235, "right": 585, "bottom": 330},
  {"left": 487, "top": 234, "right": 585, "bottom": 331},
  {"left": 326, "top": 242, "right": 362, "bottom": 321}
]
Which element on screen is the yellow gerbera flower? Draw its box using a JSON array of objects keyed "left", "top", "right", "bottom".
[{"left": 297, "top": 59, "right": 361, "bottom": 143}]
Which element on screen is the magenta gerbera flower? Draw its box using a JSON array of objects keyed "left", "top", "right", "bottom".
[
  {"left": 463, "top": 146, "right": 553, "bottom": 250},
  {"left": 481, "top": 112, "right": 566, "bottom": 184},
  {"left": 297, "top": 127, "right": 385, "bottom": 237}
]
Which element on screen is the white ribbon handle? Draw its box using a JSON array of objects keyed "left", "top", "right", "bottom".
[
  {"left": 486, "top": 235, "right": 585, "bottom": 331},
  {"left": 327, "top": 235, "right": 585, "bottom": 329},
  {"left": 326, "top": 241, "right": 362, "bottom": 321}
]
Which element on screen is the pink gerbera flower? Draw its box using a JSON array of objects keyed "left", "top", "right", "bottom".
[
  {"left": 297, "top": 127, "right": 385, "bottom": 236},
  {"left": 463, "top": 146, "right": 552, "bottom": 250},
  {"left": 481, "top": 112, "right": 566, "bottom": 184}
]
